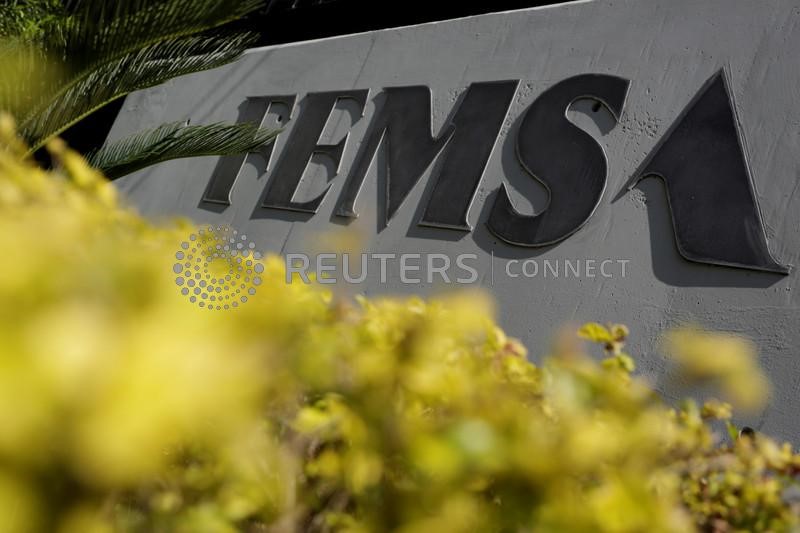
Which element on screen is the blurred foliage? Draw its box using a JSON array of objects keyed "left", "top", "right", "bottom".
[
  {"left": 0, "top": 0, "right": 65, "bottom": 44},
  {"left": 0, "top": 118, "right": 798, "bottom": 531}
]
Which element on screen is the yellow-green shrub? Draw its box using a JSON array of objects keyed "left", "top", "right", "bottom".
[{"left": 0, "top": 118, "right": 798, "bottom": 532}]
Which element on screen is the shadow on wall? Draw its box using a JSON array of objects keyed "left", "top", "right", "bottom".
[{"left": 629, "top": 178, "right": 784, "bottom": 289}]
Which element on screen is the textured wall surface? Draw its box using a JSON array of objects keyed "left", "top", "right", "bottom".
[{"left": 110, "top": 0, "right": 800, "bottom": 440}]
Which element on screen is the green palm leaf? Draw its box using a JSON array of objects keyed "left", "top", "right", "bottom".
[
  {"left": 23, "top": 0, "right": 263, "bottom": 122},
  {"left": 52, "top": 0, "right": 263, "bottom": 64},
  {"left": 1, "top": 0, "right": 266, "bottom": 151},
  {"left": 22, "top": 31, "right": 257, "bottom": 151},
  {"left": 88, "top": 121, "right": 278, "bottom": 180},
  {"left": 1, "top": 0, "right": 271, "bottom": 180}
]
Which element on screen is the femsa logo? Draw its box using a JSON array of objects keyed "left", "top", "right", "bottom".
[{"left": 201, "top": 71, "right": 789, "bottom": 275}]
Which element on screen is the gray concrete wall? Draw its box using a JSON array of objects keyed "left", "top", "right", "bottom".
[{"left": 110, "top": 0, "right": 800, "bottom": 440}]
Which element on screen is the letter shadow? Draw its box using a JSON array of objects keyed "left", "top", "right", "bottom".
[{"left": 619, "top": 178, "right": 785, "bottom": 288}]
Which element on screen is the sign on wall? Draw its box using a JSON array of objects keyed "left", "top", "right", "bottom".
[{"left": 110, "top": 0, "right": 800, "bottom": 440}]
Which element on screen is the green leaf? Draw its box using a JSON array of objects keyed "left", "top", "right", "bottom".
[
  {"left": 49, "top": 0, "right": 263, "bottom": 67},
  {"left": 726, "top": 420, "right": 739, "bottom": 443},
  {"left": 22, "top": 31, "right": 257, "bottom": 151},
  {"left": 88, "top": 121, "right": 278, "bottom": 180},
  {"left": 0, "top": 0, "right": 65, "bottom": 42},
  {"left": 578, "top": 323, "right": 613, "bottom": 343},
  {"left": 616, "top": 353, "right": 636, "bottom": 372},
  {"left": 3, "top": 0, "right": 266, "bottom": 151}
]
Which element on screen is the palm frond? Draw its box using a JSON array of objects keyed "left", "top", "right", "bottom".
[
  {"left": 1, "top": 0, "right": 272, "bottom": 178},
  {"left": 21, "top": 31, "right": 257, "bottom": 152},
  {"left": 4, "top": 0, "right": 266, "bottom": 151},
  {"left": 88, "top": 121, "right": 278, "bottom": 180},
  {"left": 45, "top": 0, "right": 262, "bottom": 71},
  {"left": 29, "top": 0, "right": 263, "bottom": 115}
]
